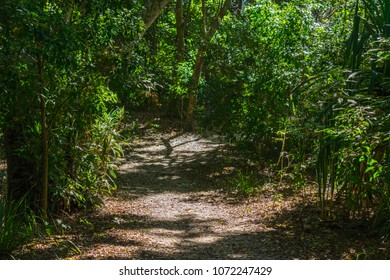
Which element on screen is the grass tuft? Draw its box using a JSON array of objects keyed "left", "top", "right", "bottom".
[{"left": 230, "top": 170, "right": 260, "bottom": 196}]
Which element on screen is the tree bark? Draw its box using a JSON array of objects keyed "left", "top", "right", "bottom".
[
  {"left": 184, "top": 0, "right": 231, "bottom": 131},
  {"left": 143, "top": 0, "right": 172, "bottom": 33},
  {"left": 185, "top": 48, "right": 205, "bottom": 130},
  {"left": 38, "top": 56, "right": 48, "bottom": 218},
  {"left": 175, "top": 0, "right": 185, "bottom": 64},
  {"left": 164, "top": 0, "right": 186, "bottom": 118},
  {"left": 39, "top": 95, "right": 48, "bottom": 217},
  {"left": 232, "top": 0, "right": 243, "bottom": 14},
  {"left": 122, "top": 0, "right": 171, "bottom": 77}
]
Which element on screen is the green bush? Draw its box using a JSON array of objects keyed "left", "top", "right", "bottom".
[
  {"left": 230, "top": 170, "right": 259, "bottom": 196},
  {"left": 0, "top": 198, "right": 38, "bottom": 256},
  {"left": 292, "top": 0, "right": 390, "bottom": 226},
  {"left": 50, "top": 108, "right": 124, "bottom": 211}
]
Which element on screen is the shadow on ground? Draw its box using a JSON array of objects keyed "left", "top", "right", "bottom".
[
  {"left": 115, "top": 132, "right": 237, "bottom": 199},
  {"left": 14, "top": 201, "right": 387, "bottom": 260},
  {"left": 11, "top": 129, "right": 390, "bottom": 260}
]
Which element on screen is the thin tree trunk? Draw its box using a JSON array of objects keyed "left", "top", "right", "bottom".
[
  {"left": 122, "top": 0, "right": 171, "bottom": 77},
  {"left": 37, "top": 56, "right": 48, "bottom": 218},
  {"left": 184, "top": 0, "right": 231, "bottom": 131},
  {"left": 39, "top": 95, "right": 48, "bottom": 217},
  {"left": 232, "top": 0, "right": 243, "bottom": 14},
  {"left": 185, "top": 48, "right": 205, "bottom": 130},
  {"left": 175, "top": 0, "right": 185, "bottom": 63},
  {"left": 183, "top": 0, "right": 207, "bottom": 131},
  {"left": 165, "top": 0, "right": 187, "bottom": 118}
]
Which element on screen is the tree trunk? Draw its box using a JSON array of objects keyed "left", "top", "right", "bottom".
[
  {"left": 165, "top": 0, "right": 187, "bottom": 118},
  {"left": 38, "top": 56, "right": 48, "bottom": 218},
  {"left": 232, "top": 0, "right": 243, "bottom": 14},
  {"left": 184, "top": 0, "right": 231, "bottom": 131},
  {"left": 143, "top": 0, "right": 172, "bottom": 33},
  {"left": 175, "top": 0, "right": 185, "bottom": 64},
  {"left": 122, "top": 0, "right": 171, "bottom": 77},
  {"left": 184, "top": 48, "right": 205, "bottom": 131},
  {"left": 39, "top": 95, "right": 48, "bottom": 217},
  {"left": 147, "top": 17, "right": 159, "bottom": 58}
]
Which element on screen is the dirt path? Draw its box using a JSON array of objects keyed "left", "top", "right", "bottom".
[
  {"left": 14, "top": 125, "right": 388, "bottom": 259},
  {"left": 77, "top": 130, "right": 280, "bottom": 259}
]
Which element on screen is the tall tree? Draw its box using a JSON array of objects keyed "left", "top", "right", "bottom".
[
  {"left": 184, "top": 0, "right": 231, "bottom": 130},
  {"left": 175, "top": 0, "right": 186, "bottom": 65}
]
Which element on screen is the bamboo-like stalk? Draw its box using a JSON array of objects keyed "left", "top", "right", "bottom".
[{"left": 37, "top": 56, "right": 48, "bottom": 219}]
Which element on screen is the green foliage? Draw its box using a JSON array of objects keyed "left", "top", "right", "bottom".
[
  {"left": 0, "top": 198, "right": 40, "bottom": 254},
  {"left": 1, "top": 0, "right": 390, "bottom": 247},
  {"left": 289, "top": 0, "right": 390, "bottom": 226},
  {"left": 0, "top": 0, "right": 132, "bottom": 212},
  {"left": 230, "top": 170, "right": 259, "bottom": 196},
  {"left": 316, "top": 95, "right": 390, "bottom": 218},
  {"left": 198, "top": 0, "right": 348, "bottom": 160},
  {"left": 50, "top": 108, "right": 124, "bottom": 210}
]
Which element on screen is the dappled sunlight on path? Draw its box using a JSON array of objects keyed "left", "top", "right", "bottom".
[
  {"left": 13, "top": 127, "right": 386, "bottom": 260},
  {"left": 80, "top": 132, "right": 275, "bottom": 259},
  {"left": 60, "top": 129, "right": 382, "bottom": 260}
]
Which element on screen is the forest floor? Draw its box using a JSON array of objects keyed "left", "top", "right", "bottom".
[{"left": 13, "top": 117, "right": 390, "bottom": 260}]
